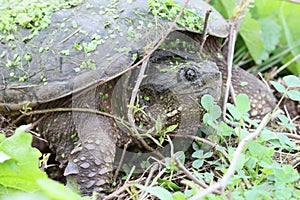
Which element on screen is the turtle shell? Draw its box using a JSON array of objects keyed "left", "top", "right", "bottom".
[{"left": 0, "top": 0, "right": 228, "bottom": 112}]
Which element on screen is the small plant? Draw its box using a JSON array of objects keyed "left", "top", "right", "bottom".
[{"left": 0, "top": 125, "right": 85, "bottom": 199}]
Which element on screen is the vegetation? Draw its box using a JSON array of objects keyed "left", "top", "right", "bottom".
[
  {"left": 211, "top": 0, "right": 300, "bottom": 75},
  {"left": 0, "top": 0, "right": 300, "bottom": 199}
]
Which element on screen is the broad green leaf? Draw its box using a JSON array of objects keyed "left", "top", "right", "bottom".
[
  {"left": 259, "top": 16, "right": 281, "bottom": 52},
  {"left": 211, "top": 105, "right": 222, "bottom": 120},
  {"left": 283, "top": 75, "right": 300, "bottom": 87},
  {"left": 135, "top": 184, "right": 174, "bottom": 200},
  {"left": 244, "top": 187, "right": 271, "bottom": 200},
  {"left": 274, "top": 188, "right": 292, "bottom": 200},
  {"left": 0, "top": 125, "right": 47, "bottom": 191},
  {"left": 227, "top": 103, "right": 241, "bottom": 120},
  {"left": 239, "top": 12, "right": 265, "bottom": 64},
  {"left": 287, "top": 90, "right": 300, "bottom": 101},
  {"left": 252, "top": 0, "right": 300, "bottom": 75},
  {"left": 274, "top": 165, "right": 300, "bottom": 183},
  {"left": 192, "top": 159, "right": 204, "bottom": 169},
  {"left": 1, "top": 192, "right": 50, "bottom": 200},
  {"left": 248, "top": 142, "right": 274, "bottom": 160},
  {"left": 37, "top": 179, "right": 81, "bottom": 200},
  {"left": 236, "top": 94, "right": 250, "bottom": 114},
  {"left": 210, "top": 0, "right": 236, "bottom": 19},
  {"left": 279, "top": 2, "right": 300, "bottom": 75},
  {"left": 172, "top": 192, "right": 186, "bottom": 200},
  {"left": 201, "top": 94, "right": 214, "bottom": 111},
  {"left": 192, "top": 150, "right": 204, "bottom": 159},
  {"left": 270, "top": 81, "right": 286, "bottom": 93}
]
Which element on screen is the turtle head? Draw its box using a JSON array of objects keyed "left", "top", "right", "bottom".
[{"left": 112, "top": 57, "right": 222, "bottom": 135}]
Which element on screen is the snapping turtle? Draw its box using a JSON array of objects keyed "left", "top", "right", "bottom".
[{"left": 0, "top": 0, "right": 275, "bottom": 196}]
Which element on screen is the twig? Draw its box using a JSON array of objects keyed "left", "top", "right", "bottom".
[
  {"left": 13, "top": 107, "right": 120, "bottom": 125},
  {"left": 222, "top": 0, "right": 252, "bottom": 121},
  {"left": 113, "top": 141, "right": 131, "bottom": 183},
  {"left": 189, "top": 113, "right": 270, "bottom": 200},
  {"left": 174, "top": 155, "right": 223, "bottom": 196},
  {"left": 144, "top": 163, "right": 160, "bottom": 187},
  {"left": 103, "top": 179, "right": 142, "bottom": 200},
  {"left": 199, "top": 9, "right": 212, "bottom": 52},
  {"left": 139, "top": 166, "right": 167, "bottom": 200},
  {"left": 270, "top": 53, "right": 300, "bottom": 79},
  {"left": 58, "top": 28, "right": 80, "bottom": 44}
]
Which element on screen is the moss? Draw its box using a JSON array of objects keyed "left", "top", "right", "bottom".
[{"left": 148, "top": 0, "right": 204, "bottom": 32}]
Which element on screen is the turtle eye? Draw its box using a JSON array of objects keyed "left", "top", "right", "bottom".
[{"left": 184, "top": 68, "right": 197, "bottom": 81}]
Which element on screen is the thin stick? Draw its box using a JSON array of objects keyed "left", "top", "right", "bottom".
[
  {"left": 189, "top": 114, "right": 270, "bottom": 200},
  {"left": 199, "top": 9, "right": 212, "bottom": 52},
  {"left": 113, "top": 141, "right": 131, "bottom": 183},
  {"left": 58, "top": 28, "right": 80, "bottom": 44},
  {"left": 103, "top": 179, "right": 142, "bottom": 200},
  {"left": 13, "top": 107, "right": 119, "bottom": 125},
  {"left": 222, "top": 0, "right": 252, "bottom": 121},
  {"left": 270, "top": 53, "right": 300, "bottom": 79}
]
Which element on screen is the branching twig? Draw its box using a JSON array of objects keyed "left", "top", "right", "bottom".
[
  {"left": 222, "top": 0, "right": 253, "bottom": 121},
  {"left": 189, "top": 113, "right": 270, "bottom": 200}
]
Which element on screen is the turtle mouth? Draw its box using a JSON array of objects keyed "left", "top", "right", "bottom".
[{"left": 132, "top": 83, "right": 209, "bottom": 133}]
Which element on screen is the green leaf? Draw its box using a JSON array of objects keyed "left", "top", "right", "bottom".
[
  {"left": 244, "top": 186, "right": 271, "bottom": 200},
  {"left": 163, "top": 124, "right": 178, "bottom": 134},
  {"left": 0, "top": 125, "right": 47, "bottom": 192},
  {"left": 157, "top": 179, "right": 181, "bottom": 191},
  {"left": 201, "top": 94, "right": 214, "bottom": 111},
  {"left": 172, "top": 192, "right": 186, "bottom": 200},
  {"left": 236, "top": 94, "right": 250, "bottom": 114},
  {"left": 270, "top": 81, "right": 286, "bottom": 93},
  {"left": 283, "top": 75, "right": 300, "bottom": 88},
  {"left": 259, "top": 16, "right": 281, "bottom": 52},
  {"left": 37, "top": 179, "right": 81, "bottom": 200},
  {"left": 210, "top": 0, "right": 236, "bottom": 19},
  {"left": 156, "top": 115, "right": 162, "bottom": 133},
  {"left": 280, "top": 3, "right": 300, "bottom": 75},
  {"left": 287, "top": 90, "right": 300, "bottom": 101},
  {"left": 274, "top": 165, "right": 300, "bottom": 183},
  {"left": 135, "top": 184, "right": 174, "bottom": 200},
  {"left": 174, "top": 151, "right": 185, "bottom": 165},
  {"left": 192, "top": 150, "right": 204, "bottom": 159},
  {"left": 227, "top": 103, "right": 241, "bottom": 120},
  {"left": 239, "top": 12, "right": 265, "bottom": 64},
  {"left": 210, "top": 105, "right": 222, "bottom": 120},
  {"left": 192, "top": 159, "right": 204, "bottom": 169}
]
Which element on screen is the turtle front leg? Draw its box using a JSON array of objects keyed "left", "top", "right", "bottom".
[{"left": 64, "top": 115, "right": 117, "bottom": 196}]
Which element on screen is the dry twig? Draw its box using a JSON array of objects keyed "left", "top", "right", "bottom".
[{"left": 222, "top": 0, "right": 253, "bottom": 121}]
